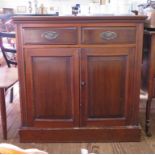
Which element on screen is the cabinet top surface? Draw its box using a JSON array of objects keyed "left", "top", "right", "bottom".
[{"left": 13, "top": 15, "right": 147, "bottom": 23}]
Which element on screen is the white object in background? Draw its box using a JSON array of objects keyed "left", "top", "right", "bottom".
[
  {"left": 34, "top": 0, "right": 38, "bottom": 14},
  {"left": 81, "top": 148, "right": 89, "bottom": 154}
]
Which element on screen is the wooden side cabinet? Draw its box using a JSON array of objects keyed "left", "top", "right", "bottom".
[
  {"left": 142, "top": 30, "right": 155, "bottom": 136},
  {"left": 13, "top": 16, "right": 146, "bottom": 142}
]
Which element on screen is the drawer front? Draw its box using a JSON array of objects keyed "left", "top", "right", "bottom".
[
  {"left": 23, "top": 27, "right": 78, "bottom": 45},
  {"left": 82, "top": 27, "right": 136, "bottom": 44}
]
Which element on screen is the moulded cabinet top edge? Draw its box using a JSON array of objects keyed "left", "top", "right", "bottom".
[{"left": 13, "top": 16, "right": 147, "bottom": 24}]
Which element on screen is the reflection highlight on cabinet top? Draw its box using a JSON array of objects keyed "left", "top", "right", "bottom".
[{"left": 13, "top": 15, "right": 146, "bottom": 143}]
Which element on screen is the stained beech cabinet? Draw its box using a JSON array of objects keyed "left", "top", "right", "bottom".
[{"left": 13, "top": 16, "right": 146, "bottom": 142}]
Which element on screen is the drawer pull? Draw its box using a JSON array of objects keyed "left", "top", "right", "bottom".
[
  {"left": 100, "top": 31, "right": 117, "bottom": 40},
  {"left": 41, "top": 31, "right": 59, "bottom": 40}
]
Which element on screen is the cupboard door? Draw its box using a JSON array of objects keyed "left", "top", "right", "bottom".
[
  {"left": 24, "top": 48, "right": 79, "bottom": 128},
  {"left": 80, "top": 47, "right": 136, "bottom": 127}
]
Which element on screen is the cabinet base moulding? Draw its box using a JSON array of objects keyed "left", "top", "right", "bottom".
[{"left": 19, "top": 126, "right": 141, "bottom": 143}]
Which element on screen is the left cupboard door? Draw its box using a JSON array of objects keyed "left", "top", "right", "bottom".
[{"left": 24, "top": 48, "right": 80, "bottom": 128}]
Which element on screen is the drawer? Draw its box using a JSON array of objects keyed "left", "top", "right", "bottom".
[
  {"left": 81, "top": 27, "right": 136, "bottom": 44},
  {"left": 23, "top": 27, "right": 78, "bottom": 45}
]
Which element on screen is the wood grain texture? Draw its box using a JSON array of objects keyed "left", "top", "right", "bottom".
[
  {"left": 24, "top": 48, "right": 79, "bottom": 128},
  {"left": 0, "top": 88, "right": 7, "bottom": 139},
  {"left": 80, "top": 47, "right": 132, "bottom": 127},
  {"left": 82, "top": 27, "right": 136, "bottom": 44},
  {"left": 23, "top": 27, "right": 78, "bottom": 45},
  {"left": 19, "top": 127, "right": 141, "bottom": 142},
  {"left": 13, "top": 16, "right": 147, "bottom": 23},
  {"left": 13, "top": 16, "right": 145, "bottom": 142}
]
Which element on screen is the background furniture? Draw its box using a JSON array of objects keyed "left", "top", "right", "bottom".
[
  {"left": 14, "top": 16, "right": 145, "bottom": 142},
  {"left": 0, "top": 32, "right": 17, "bottom": 103},
  {"left": 0, "top": 32, "right": 17, "bottom": 68},
  {"left": 0, "top": 67, "right": 18, "bottom": 139},
  {"left": 142, "top": 30, "right": 155, "bottom": 136}
]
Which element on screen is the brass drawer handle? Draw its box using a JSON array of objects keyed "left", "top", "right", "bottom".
[
  {"left": 100, "top": 31, "right": 117, "bottom": 40},
  {"left": 41, "top": 31, "right": 59, "bottom": 40}
]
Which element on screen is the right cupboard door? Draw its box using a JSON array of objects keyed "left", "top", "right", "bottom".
[{"left": 80, "top": 47, "right": 137, "bottom": 127}]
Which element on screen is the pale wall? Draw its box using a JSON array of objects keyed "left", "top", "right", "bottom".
[{"left": 0, "top": 0, "right": 148, "bottom": 15}]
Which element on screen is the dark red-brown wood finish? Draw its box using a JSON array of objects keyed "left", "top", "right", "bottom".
[
  {"left": 80, "top": 47, "right": 135, "bottom": 127},
  {"left": 142, "top": 30, "right": 155, "bottom": 136},
  {"left": 13, "top": 16, "right": 146, "bottom": 142},
  {"left": 24, "top": 48, "right": 80, "bottom": 128}
]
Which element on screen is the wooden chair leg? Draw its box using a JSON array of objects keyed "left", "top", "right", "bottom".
[
  {"left": 0, "top": 88, "right": 7, "bottom": 140},
  {"left": 145, "top": 98, "right": 152, "bottom": 137},
  {"left": 9, "top": 87, "right": 14, "bottom": 103}
]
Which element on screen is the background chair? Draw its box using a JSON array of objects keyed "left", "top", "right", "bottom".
[
  {"left": 0, "top": 68, "right": 18, "bottom": 139},
  {"left": 0, "top": 31, "right": 18, "bottom": 139},
  {"left": 0, "top": 32, "right": 17, "bottom": 67},
  {"left": 0, "top": 32, "right": 17, "bottom": 103}
]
